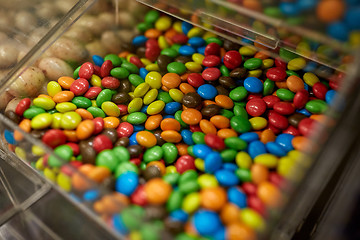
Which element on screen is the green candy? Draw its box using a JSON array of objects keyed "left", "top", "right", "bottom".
[
  {"left": 175, "top": 233, "right": 199, "bottom": 240},
  {"left": 221, "top": 149, "right": 237, "bottom": 162},
  {"left": 163, "top": 172, "right": 180, "bottom": 185},
  {"left": 221, "top": 109, "right": 235, "bottom": 119},
  {"left": 157, "top": 91, "right": 173, "bottom": 103},
  {"left": 244, "top": 58, "right": 263, "bottom": 70},
  {"left": 167, "top": 62, "right": 186, "bottom": 75},
  {"left": 143, "top": 146, "right": 163, "bottom": 163},
  {"left": 112, "top": 146, "right": 130, "bottom": 162},
  {"left": 161, "top": 48, "right": 179, "bottom": 58},
  {"left": 179, "top": 181, "right": 200, "bottom": 194},
  {"left": 220, "top": 65, "right": 230, "bottom": 76},
  {"left": 96, "top": 89, "right": 113, "bottom": 107},
  {"left": 192, "top": 132, "right": 205, "bottom": 144},
  {"left": 264, "top": 7, "right": 284, "bottom": 18},
  {"left": 140, "top": 161, "right": 147, "bottom": 171},
  {"left": 179, "top": 170, "right": 198, "bottom": 184},
  {"left": 276, "top": 89, "right": 295, "bottom": 101},
  {"left": 166, "top": 190, "right": 183, "bottom": 212},
  {"left": 263, "top": 79, "right": 275, "bottom": 96},
  {"left": 305, "top": 100, "right": 328, "bottom": 114},
  {"left": 224, "top": 137, "right": 248, "bottom": 151},
  {"left": 140, "top": 223, "right": 162, "bottom": 240},
  {"left": 279, "top": 48, "right": 299, "bottom": 62},
  {"left": 162, "top": 143, "right": 178, "bottom": 164},
  {"left": 121, "top": 62, "right": 139, "bottom": 74},
  {"left": 110, "top": 67, "right": 129, "bottom": 79},
  {"left": 171, "top": 43, "right": 181, "bottom": 52},
  {"left": 229, "top": 86, "right": 248, "bottom": 101},
  {"left": 128, "top": 74, "right": 144, "bottom": 87},
  {"left": 73, "top": 66, "right": 80, "bottom": 79},
  {"left": 23, "top": 106, "right": 46, "bottom": 119},
  {"left": 230, "top": 115, "right": 252, "bottom": 133},
  {"left": 47, "top": 109, "right": 58, "bottom": 114},
  {"left": 236, "top": 168, "right": 252, "bottom": 182},
  {"left": 127, "top": 112, "right": 147, "bottom": 124},
  {"left": 145, "top": 9, "right": 160, "bottom": 24},
  {"left": 48, "top": 145, "right": 73, "bottom": 168},
  {"left": 96, "top": 150, "right": 119, "bottom": 172},
  {"left": 121, "top": 205, "right": 145, "bottom": 230},
  {"left": 72, "top": 96, "right": 92, "bottom": 108},
  {"left": 187, "top": 145, "right": 195, "bottom": 157},
  {"left": 174, "top": 110, "right": 188, "bottom": 128},
  {"left": 205, "top": 37, "right": 223, "bottom": 46},
  {"left": 233, "top": 105, "right": 248, "bottom": 119},
  {"left": 286, "top": 70, "right": 299, "bottom": 77},
  {"left": 104, "top": 54, "right": 122, "bottom": 67},
  {"left": 137, "top": 22, "right": 153, "bottom": 32},
  {"left": 87, "top": 106, "right": 106, "bottom": 118},
  {"left": 115, "top": 162, "right": 138, "bottom": 178}
]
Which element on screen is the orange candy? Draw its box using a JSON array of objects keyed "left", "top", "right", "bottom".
[
  {"left": 145, "top": 114, "right": 163, "bottom": 130},
  {"left": 317, "top": 0, "right": 345, "bottom": 23},
  {"left": 251, "top": 163, "right": 269, "bottom": 184},
  {"left": 38, "top": 94, "right": 52, "bottom": 99},
  {"left": 227, "top": 222, "right": 256, "bottom": 240},
  {"left": 136, "top": 131, "right": 157, "bottom": 148},
  {"left": 53, "top": 91, "right": 75, "bottom": 103},
  {"left": 217, "top": 128, "right": 238, "bottom": 138},
  {"left": 71, "top": 164, "right": 94, "bottom": 191},
  {"left": 286, "top": 75, "right": 304, "bottom": 93},
  {"left": 103, "top": 117, "right": 120, "bottom": 128},
  {"left": 215, "top": 95, "right": 234, "bottom": 109},
  {"left": 179, "top": 83, "right": 196, "bottom": 94},
  {"left": 254, "top": 51, "right": 270, "bottom": 60},
  {"left": 200, "top": 187, "right": 227, "bottom": 211},
  {"left": 76, "top": 119, "right": 95, "bottom": 140},
  {"left": 202, "top": 100, "right": 217, "bottom": 106},
  {"left": 63, "top": 130, "right": 78, "bottom": 142},
  {"left": 199, "top": 119, "right": 217, "bottom": 134},
  {"left": 292, "top": 136, "right": 310, "bottom": 152},
  {"left": 88, "top": 166, "right": 111, "bottom": 183},
  {"left": 176, "top": 143, "right": 188, "bottom": 155},
  {"left": 162, "top": 73, "right": 181, "bottom": 89},
  {"left": 275, "top": 81, "right": 288, "bottom": 89},
  {"left": 220, "top": 203, "right": 241, "bottom": 225},
  {"left": 15, "top": 119, "right": 31, "bottom": 141},
  {"left": 144, "top": 28, "right": 162, "bottom": 39},
  {"left": 160, "top": 118, "right": 181, "bottom": 131},
  {"left": 145, "top": 178, "right": 172, "bottom": 205},
  {"left": 260, "top": 129, "right": 276, "bottom": 144},
  {"left": 181, "top": 108, "right": 202, "bottom": 125},
  {"left": 257, "top": 181, "right": 282, "bottom": 208},
  {"left": 210, "top": 115, "right": 230, "bottom": 129},
  {"left": 58, "top": 76, "right": 75, "bottom": 89},
  {"left": 75, "top": 108, "right": 94, "bottom": 120},
  {"left": 161, "top": 130, "right": 182, "bottom": 143}
]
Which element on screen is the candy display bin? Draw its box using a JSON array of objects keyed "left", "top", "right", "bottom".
[{"left": 0, "top": 0, "right": 360, "bottom": 239}]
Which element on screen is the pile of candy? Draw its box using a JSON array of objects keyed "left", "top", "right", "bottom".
[{"left": 3, "top": 9, "right": 341, "bottom": 240}]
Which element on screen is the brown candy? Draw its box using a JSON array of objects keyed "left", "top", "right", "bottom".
[
  {"left": 115, "top": 137, "right": 129, "bottom": 147},
  {"left": 219, "top": 76, "right": 236, "bottom": 89},
  {"left": 127, "top": 145, "right": 143, "bottom": 158},
  {"left": 201, "top": 104, "right": 222, "bottom": 118},
  {"left": 157, "top": 55, "right": 173, "bottom": 72},
  {"left": 112, "top": 92, "right": 130, "bottom": 104},
  {"left": 230, "top": 67, "right": 247, "bottom": 79},
  {"left": 119, "top": 80, "right": 132, "bottom": 93},
  {"left": 216, "top": 85, "right": 229, "bottom": 96},
  {"left": 175, "top": 56, "right": 191, "bottom": 64},
  {"left": 5, "top": 110, "right": 20, "bottom": 124},
  {"left": 144, "top": 205, "right": 167, "bottom": 220},
  {"left": 182, "top": 92, "right": 202, "bottom": 108},
  {"left": 288, "top": 113, "right": 307, "bottom": 127},
  {"left": 154, "top": 130, "right": 165, "bottom": 146},
  {"left": 101, "top": 128, "right": 118, "bottom": 143},
  {"left": 143, "top": 165, "right": 162, "bottom": 181}
]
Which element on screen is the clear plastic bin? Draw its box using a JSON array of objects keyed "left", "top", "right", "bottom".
[{"left": 0, "top": 0, "right": 359, "bottom": 239}]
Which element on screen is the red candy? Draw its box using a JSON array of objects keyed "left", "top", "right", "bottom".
[
  {"left": 204, "top": 42, "right": 221, "bottom": 56},
  {"left": 93, "top": 134, "right": 113, "bottom": 153},
  {"left": 131, "top": 185, "right": 147, "bottom": 206},
  {"left": 70, "top": 78, "right": 89, "bottom": 96},
  {"left": 312, "top": 82, "right": 328, "bottom": 100},
  {"left": 266, "top": 67, "right": 287, "bottom": 81},
  {"left": 118, "top": 104, "right": 128, "bottom": 115},
  {"left": 171, "top": 34, "right": 189, "bottom": 44},
  {"left": 298, "top": 118, "right": 316, "bottom": 137},
  {"left": 42, "top": 129, "right": 67, "bottom": 148},
  {"left": 84, "top": 87, "right": 102, "bottom": 99},
  {"left": 263, "top": 95, "right": 280, "bottom": 109},
  {"left": 117, "top": 122, "right": 134, "bottom": 138},
  {"left": 100, "top": 60, "right": 113, "bottom": 78},
  {"left": 130, "top": 158, "right": 141, "bottom": 166},
  {"left": 204, "top": 134, "right": 225, "bottom": 150},
  {"left": 79, "top": 62, "right": 94, "bottom": 80},
  {"left": 273, "top": 102, "right": 295, "bottom": 115},
  {"left": 15, "top": 98, "right": 31, "bottom": 116},
  {"left": 248, "top": 196, "right": 266, "bottom": 216},
  {"left": 145, "top": 38, "right": 159, "bottom": 48},
  {"left": 293, "top": 89, "right": 309, "bottom": 109},
  {"left": 268, "top": 111, "right": 288, "bottom": 129},
  {"left": 202, "top": 55, "right": 221, "bottom": 67},
  {"left": 282, "top": 125, "right": 300, "bottom": 136},
  {"left": 246, "top": 98, "right": 267, "bottom": 117},
  {"left": 246, "top": 93, "right": 262, "bottom": 101},
  {"left": 274, "top": 58, "right": 287, "bottom": 69},
  {"left": 202, "top": 68, "right": 221, "bottom": 81},
  {"left": 174, "top": 155, "right": 196, "bottom": 174},
  {"left": 101, "top": 77, "right": 120, "bottom": 90},
  {"left": 129, "top": 56, "right": 144, "bottom": 68},
  {"left": 66, "top": 142, "right": 80, "bottom": 156},
  {"left": 189, "top": 124, "right": 202, "bottom": 132},
  {"left": 242, "top": 182, "right": 257, "bottom": 196},
  {"left": 94, "top": 65, "right": 101, "bottom": 76},
  {"left": 93, "top": 117, "right": 104, "bottom": 135},
  {"left": 223, "top": 50, "right": 242, "bottom": 69},
  {"left": 145, "top": 46, "right": 161, "bottom": 62},
  {"left": 187, "top": 73, "right": 204, "bottom": 87},
  {"left": 269, "top": 172, "right": 285, "bottom": 187}
]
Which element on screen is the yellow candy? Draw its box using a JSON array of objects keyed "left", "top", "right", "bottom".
[
  {"left": 277, "top": 156, "right": 296, "bottom": 177},
  {"left": 236, "top": 151, "right": 252, "bottom": 169},
  {"left": 91, "top": 100, "right": 97, "bottom": 107},
  {"left": 15, "top": 147, "right": 26, "bottom": 160},
  {"left": 194, "top": 158, "right": 205, "bottom": 171},
  {"left": 147, "top": 100, "right": 165, "bottom": 115},
  {"left": 240, "top": 208, "right": 265, "bottom": 232},
  {"left": 128, "top": 98, "right": 143, "bottom": 113},
  {"left": 169, "top": 89, "right": 184, "bottom": 102},
  {"left": 56, "top": 102, "right": 77, "bottom": 113},
  {"left": 101, "top": 101, "right": 120, "bottom": 117},
  {"left": 35, "top": 157, "right": 45, "bottom": 170},
  {"left": 31, "top": 113, "right": 53, "bottom": 129},
  {"left": 247, "top": 69, "right": 262, "bottom": 78},
  {"left": 261, "top": 59, "right": 274, "bottom": 69},
  {"left": 288, "top": 57, "right": 306, "bottom": 71},
  {"left": 145, "top": 63, "right": 160, "bottom": 71},
  {"left": 121, "top": 115, "right": 128, "bottom": 122},
  {"left": 166, "top": 166, "right": 177, "bottom": 174},
  {"left": 202, "top": 32, "right": 216, "bottom": 39},
  {"left": 145, "top": 71, "right": 162, "bottom": 89},
  {"left": 249, "top": 117, "right": 267, "bottom": 130},
  {"left": 173, "top": 21, "right": 182, "bottom": 33},
  {"left": 303, "top": 72, "right": 320, "bottom": 87},
  {"left": 158, "top": 35, "right": 169, "bottom": 49},
  {"left": 296, "top": 42, "right": 311, "bottom": 57},
  {"left": 128, "top": 92, "right": 135, "bottom": 99},
  {"left": 182, "top": 192, "right": 201, "bottom": 213},
  {"left": 143, "top": 89, "right": 158, "bottom": 105},
  {"left": 47, "top": 81, "right": 62, "bottom": 97},
  {"left": 187, "top": 27, "right": 204, "bottom": 38},
  {"left": 51, "top": 113, "right": 63, "bottom": 129},
  {"left": 134, "top": 82, "right": 150, "bottom": 98},
  {"left": 130, "top": 232, "right": 141, "bottom": 240},
  {"left": 141, "top": 58, "right": 152, "bottom": 66},
  {"left": 240, "top": 46, "right": 257, "bottom": 56},
  {"left": 197, "top": 174, "right": 218, "bottom": 189},
  {"left": 192, "top": 53, "right": 205, "bottom": 64},
  {"left": 57, "top": 172, "right": 71, "bottom": 192},
  {"left": 33, "top": 97, "right": 55, "bottom": 110},
  {"left": 32, "top": 145, "right": 45, "bottom": 156},
  {"left": 254, "top": 154, "right": 278, "bottom": 168},
  {"left": 126, "top": 53, "right": 136, "bottom": 62},
  {"left": 90, "top": 74, "right": 102, "bottom": 87},
  {"left": 44, "top": 168, "right": 56, "bottom": 182},
  {"left": 350, "top": 31, "right": 360, "bottom": 47},
  {"left": 185, "top": 62, "right": 202, "bottom": 72},
  {"left": 155, "top": 16, "right": 172, "bottom": 31},
  {"left": 60, "top": 112, "right": 81, "bottom": 130}
]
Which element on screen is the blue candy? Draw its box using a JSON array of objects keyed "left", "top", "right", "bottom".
[
  {"left": 228, "top": 187, "right": 247, "bottom": 208},
  {"left": 215, "top": 169, "right": 240, "bottom": 187},
  {"left": 197, "top": 84, "right": 218, "bottom": 99},
  {"left": 92, "top": 55, "right": 104, "bottom": 66},
  {"left": 223, "top": 163, "right": 238, "bottom": 172},
  {"left": 266, "top": 142, "right": 287, "bottom": 157},
  {"left": 280, "top": 2, "right": 299, "bottom": 16},
  {"left": 113, "top": 215, "right": 129, "bottom": 235},
  {"left": 276, "top": 134, "right": 294, "bottom": 152},
  {"left": 181, "top": 21, "right": 193, "bottom": 34},
  {"left": 325, "top": 89, "right": 337, "bottom": 104},
  {"left": 248, "top": 141, "right": 267, "bottom": 159},
  {"left": 197, "top": 46, "right": 206, "bottom": 55},
  {"left": 179, "top": 45, "right": 196, "bottom": 56},
  {"left": 115, "top": 171, "right": 139, "bottom": 196},
  {"left": 297, "top": 0, "right": 318, "bottom": 10},
  {"left": 133, "top": 124, "right": 145, "bottom": 131},
  {"left": 188, "top": 37, "right": 206, "bottom": 48},
  {"left": 213, "top": 225, "right": 226, "bottom": 240},
  {"left": 83, "top": 190, "right": 99, "bottom": 201},
  {"left": 139, "top": 68, "right": 149, "bottom": 80},
  {"left": 4, "top": 130, "right": 17, "bottom": 145},
  {"left": 163, "top": 115, "right": 175, "bottom": 119},
  {"left": 328, "top": 22, "right": 349, "bottom": 41},
  {"left": 193, "top": 210, "right": 222, "bottom": 236},
  {"left": 204, "top": 152, "right": 222, "bottom": 173},
  {"left": 304, "top": 62, "right": 317, "bottom": 72},
  {"left": 193, "top": 144, "right": 213, "bottom": 159},
  {"left": 170, "top": 209, "right": 188, "bottom": 222},
  {"left": 129, "top": 132, "right": 138, "bottom": 145},
  {"left": 303, "top": 82, "right": 309, "bottom": 91},
  {"left": 140, "top": 105, "right": 148, "bottom": 113},
  {"left": 181, "top": 129, "right": 194, "bottom": 146},
  {"left": 244, "top": 77, "right": 263, "bottom": 93},
  {"left": 165, "top": 102, "right": 181, "bottom": 114},
  {"left": 345, "top": 7, "right": 360, "bottom": 30},
  {"left": 239, "top": 132, "right": 259, "bottom": 143},
  {"left": 132, "top": 35, "right": 148, "bottom": 46},
  {"left": 297, "top": 108, "right": 311, "bottom": 117}
]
